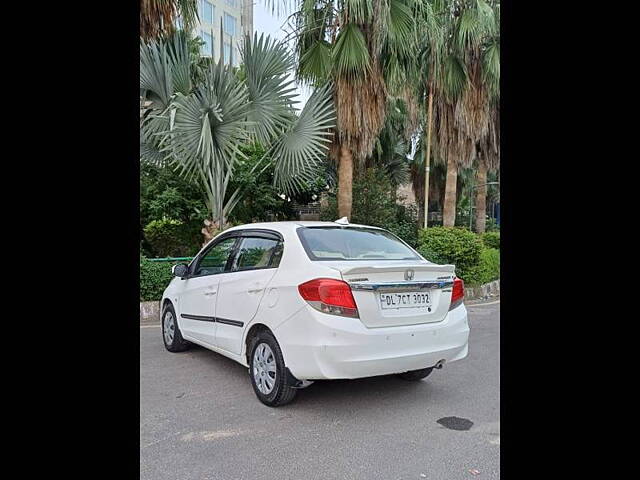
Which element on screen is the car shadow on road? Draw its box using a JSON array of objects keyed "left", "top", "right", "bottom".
[
  {"left": 291, "top": 376, "right": 441, "bottom": 409},
  {"left": 183, "top": 343, "right": 447, "bottom": 412}
]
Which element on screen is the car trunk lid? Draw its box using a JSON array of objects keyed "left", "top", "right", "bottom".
[{"left": 325, "top": 261, "right": 456, "bottom": 328}]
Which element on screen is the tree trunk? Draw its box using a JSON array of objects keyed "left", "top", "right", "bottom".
[
  {"left": 201, "top": 219, "right": 219, "bottom": 247},
  {"left": 337, "top": 144, "right": 353, "bottom": 220},
  {"left": 442, "top": 155, "right": 458, "bottom": 227},
  {"left": 475, "top": 162, "right": 488, "bottom": 233}
]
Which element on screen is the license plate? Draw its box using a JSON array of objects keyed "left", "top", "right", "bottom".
[{"left": 379, "top": 291, "right": 432, "bottom": 309}]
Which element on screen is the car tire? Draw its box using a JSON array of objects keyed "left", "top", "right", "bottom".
[
  {"left": 162, "top": 302, "right": 190, "bottom": 352},
  {"left": 397, "top": 367, "right": 434, "bottom": 381},
  {"left": 248, "top": 330, "right": 297, "bottom": 407}
]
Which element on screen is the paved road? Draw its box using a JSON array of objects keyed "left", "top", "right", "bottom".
[{"left": 140, "top": 302, "right": 500, "bottom": 480}]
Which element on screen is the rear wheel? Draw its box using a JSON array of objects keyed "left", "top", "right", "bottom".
[
  {"left": 398, "top": 367, "right": 433, "bottom": 381},
  {"left": 249, "top": 331, "right": 297, "bottom": 407},
  {"left": 162, "top": 303, "right": 190, "bottom": 352}
]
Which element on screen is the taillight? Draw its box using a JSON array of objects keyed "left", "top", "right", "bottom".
[
  {"left": 449, "top": 277, "right": 464, "bottom": 310},
  {"left": 298, "top": 278, "right": 359, "bottom": 318}
]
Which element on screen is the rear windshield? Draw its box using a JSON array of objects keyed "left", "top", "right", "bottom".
[{"left": 297, "top": 227, "right": 420, "bottom": 261}]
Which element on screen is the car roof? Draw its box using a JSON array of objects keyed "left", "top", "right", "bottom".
[{"left": 224, "top": 221, "right": 385, "bottom": 234}]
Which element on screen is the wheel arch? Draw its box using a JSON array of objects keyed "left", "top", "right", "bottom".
[
  {"left": 243, "top": 323, "right": 274, "bottom": 365},
  {"left": 161, "top": 297, "right": 173, "bottom": 310}
]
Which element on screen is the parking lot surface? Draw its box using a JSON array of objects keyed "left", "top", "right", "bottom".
[{"left": 140, "top": 302, "right": 500, "bottom": 480}]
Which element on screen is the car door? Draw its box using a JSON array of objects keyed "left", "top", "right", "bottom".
[
  {"left": 214, "top": 232, "right": 283, "bottom": 355},
  {"left": 177, "top": 235, "right": 239, "bottom": 346}
]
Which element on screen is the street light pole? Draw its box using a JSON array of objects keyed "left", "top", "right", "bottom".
[{"left": 423, "top": 90, "right": 433, "bottom": 229}]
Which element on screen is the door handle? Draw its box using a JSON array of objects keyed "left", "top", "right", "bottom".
[
  {"left": 204, "top": 289, "right": 217, "bottom": 296},
  {"left": 247, "top": 284, "right": 264, "bottom": 294}
]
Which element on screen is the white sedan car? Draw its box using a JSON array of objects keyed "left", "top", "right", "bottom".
[{"left": 161, "top": 220, "right": 469, "bottom": 406}]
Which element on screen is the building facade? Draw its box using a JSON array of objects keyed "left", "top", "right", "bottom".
[{"left": 190, "top": 0, "right": 253, "bottom": 65}]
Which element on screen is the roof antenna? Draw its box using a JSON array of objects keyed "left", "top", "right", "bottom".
[{"left": 334, "top": 217, "right": 349, "bottom": 225}]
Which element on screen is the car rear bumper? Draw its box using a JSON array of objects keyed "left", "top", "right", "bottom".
[{"left": 273, "top": 303, "right": 469, "bottom": 380}]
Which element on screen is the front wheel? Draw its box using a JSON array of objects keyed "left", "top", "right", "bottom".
[
  {"left": 249, "top": 331, "right": 297, "bottom": 407},
  {"left": 162, "top": 303, "right": 190, "bottom": 352},
  {"left": 397, "top": 367, "right": 433, "bottom": 381}
]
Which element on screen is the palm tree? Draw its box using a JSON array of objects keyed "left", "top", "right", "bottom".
[
  {"left": 412, "top": 0, "right": 498, "bottom": 228},
  {"left": 140, "top": 0, "right": 199, "bottom": 40},
  {"left": 140, "top": 32, "right": 336, "bottom": 243},
  {"left": 473, "top": 2, "right": 499, "bottom": 233},
  {"left": 474, "top": 104, "right": 499, "bottom": 232},
  {"left": 441, "top": 0, "right": 499, "bottom": 227},
  {"left": 367, "top": 97, "right": 414, "bottom": 187},
  {"left": 266, "top": 0, "right": 422, "bottom": 219}
]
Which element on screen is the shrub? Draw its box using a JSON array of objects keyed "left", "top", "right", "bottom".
[
  {"left": 140, "top": 255, "right": 174, "bottom": 301},
  {"left": 464, "top": 248, "right": 500, "bottom": 286},
  {"left": 481, "top": 231, "right": 500, "bottom": 249},
  {"left": 140, "top": 160, "right": 208, "bottom": 230},
  {"left": 351, "top": 168, "right": 397, "bottom": 226},
  {"left": 143, "top": 218, "right": 201, "bottom": 257},
  {"left": 417, "top": 227, "right": 483, "bottom": 281},
  {"left": 485, "top": 217, "right": 500, "bottom": 232}
]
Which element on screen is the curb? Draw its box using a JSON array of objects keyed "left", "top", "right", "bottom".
[
  {"left": 140, "top": 300, "right": 160, "bottom": 324},
  {"left": 464, "top": 279, "right": 500, "bottom": 301}
]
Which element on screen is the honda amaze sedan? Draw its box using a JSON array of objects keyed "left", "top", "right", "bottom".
[{"left": 161, "top": 220, "right": 469, "bottom": 406}]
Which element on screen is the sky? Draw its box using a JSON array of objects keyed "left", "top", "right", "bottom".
[{"left": 253, "top": 1, "right": 312, "bottom": 110}]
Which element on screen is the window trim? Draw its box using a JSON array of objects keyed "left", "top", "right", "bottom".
[
  {"left": 223, "top": 12, "right": 237, "bottom": 35},
  {"left": 295, "top": 226, "right": 422, "bottom": 262},
  {"left": 200, "top": 30, "right": 214, "bottom": 56},
  {"left": 231, "top": 236, "right": 283, "bottom": 273},
  {"left": 202, "top": 0, "right": 215, "bottom": 24},
  {"left": 189, "top": 229, "right": 284, "bottom": 277}
]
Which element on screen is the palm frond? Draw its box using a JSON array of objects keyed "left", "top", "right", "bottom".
[
  {"left": 299, "top": 40, "right": 332, "bottom": 85},
  {"left": 482, "top": 39, "right": 500, "bottom": 100},
  {"left": 442, "top": 54, "right": 468, "bottom": 101},
  {"left": 240, "top": 33, "right": 298, "bottom": 144},
  {"left": 343, "top": 0, "right": 374, "bottom": 24},
  {"left": 333, "top": 23, "right": 371, "bottom": 77},
  {"left": 271, "top": 83, "right": 336, "bottom": 193},
  {"left": 140, "top": 32, "right": 192, "bottom": 111}
]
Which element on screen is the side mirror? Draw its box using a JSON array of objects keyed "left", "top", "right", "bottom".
[{"left": 172, "top": 263, "right": 189, "bottom": 278}]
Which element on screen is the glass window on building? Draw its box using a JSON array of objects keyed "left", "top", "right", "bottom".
[
  {"left": 224, "top": 13, "right": 237, "bottom": 36},
  {"left": 223, "top": 42, "right": 231, "bottom": 64},
  {"left": 201, "top": 31, "right": 213, "bottom": 56},
  {"left": 202, "top": 0, "right": 214, "bottom": 24}
]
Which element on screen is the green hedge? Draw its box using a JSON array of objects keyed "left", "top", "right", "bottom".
[
  {"left": 144, "top": 218, "right": 202, "bottom": 258},
  {"left": 481, "top": 231, "right": 500, "bottom": 249},
  {"left": 417, "top": 227, "right": 500, "bottom": 286},
  {"left": 140, "top": 255, "right": 174, "bottom": 301},
  {"left": 464, "top": 248, "right": 500, "bottom": 286},
  {"left": 417, "top": 227, "right": 483, "bottom": 281}
]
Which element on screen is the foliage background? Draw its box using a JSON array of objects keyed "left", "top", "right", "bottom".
[{"left": 321, "top": 167, "right": 419, "bottom": 247}]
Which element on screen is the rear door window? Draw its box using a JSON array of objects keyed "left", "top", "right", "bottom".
[{"left": 232, "top": 237, "right": 282, "bottom": 271}]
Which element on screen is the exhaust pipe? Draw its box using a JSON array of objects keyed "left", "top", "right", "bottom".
[{"left": 434, "top": 359, "right": 446, "bottom": 369}]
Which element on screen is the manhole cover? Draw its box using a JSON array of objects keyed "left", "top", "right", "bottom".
[{"left": 436, "top": 416, "right": 474, "bottom": 431}]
